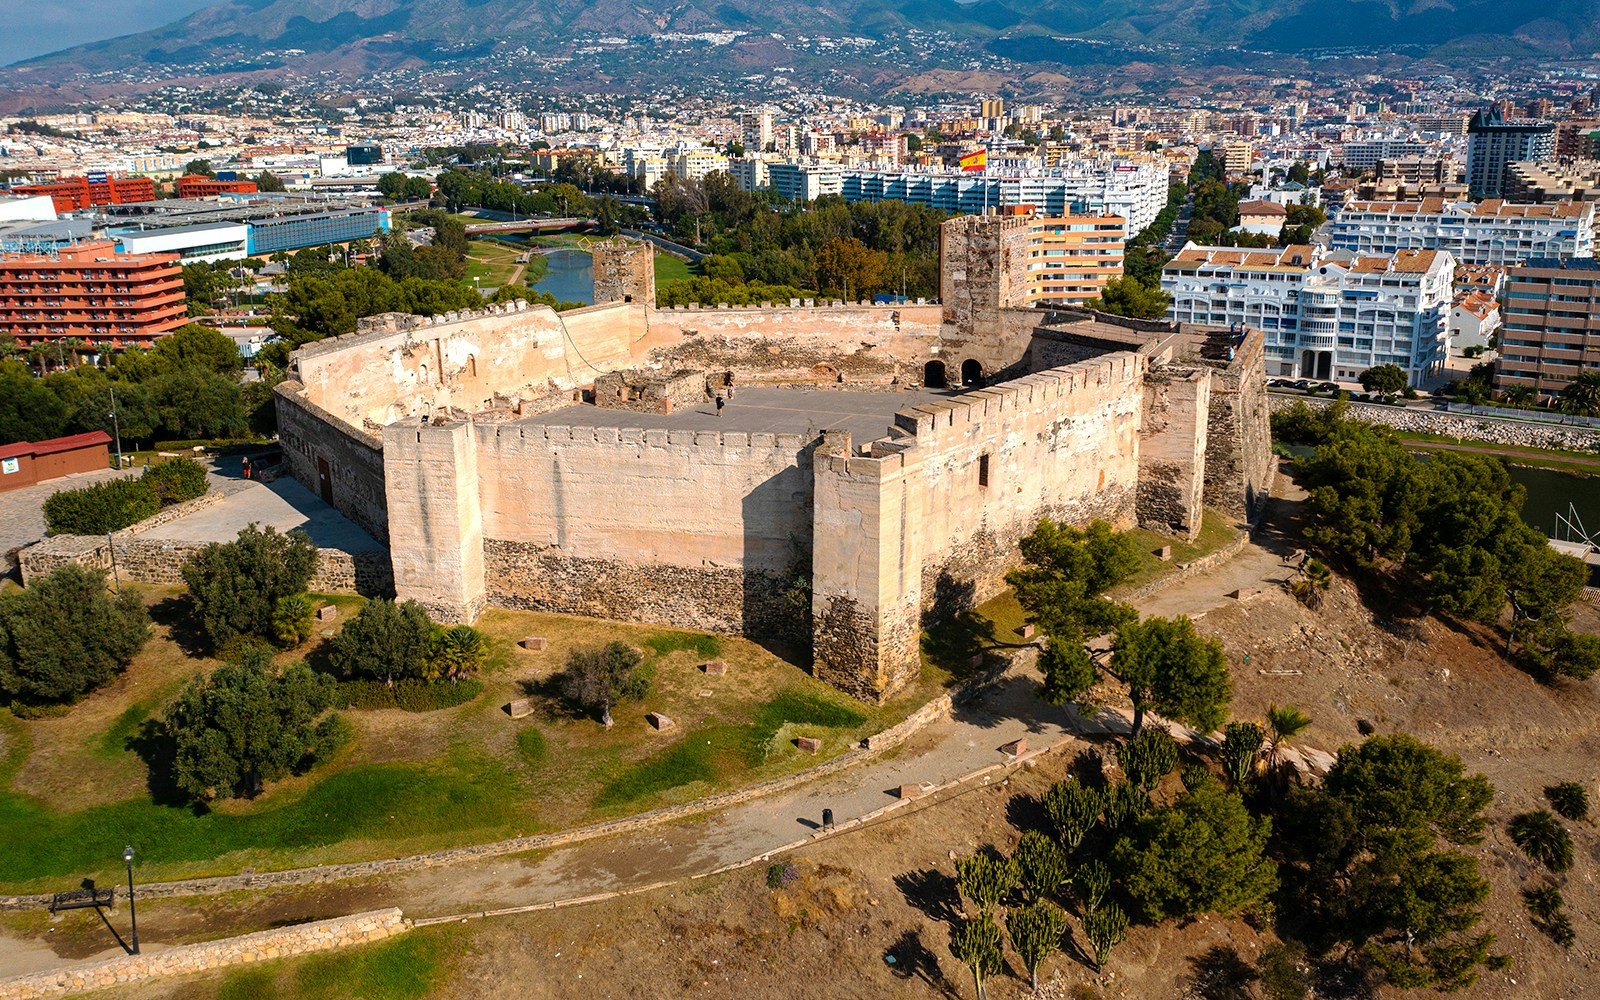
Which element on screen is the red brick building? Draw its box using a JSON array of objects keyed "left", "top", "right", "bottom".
[
  {"left": 7, "top": 175, "right": 156, "bottom": 213},
  {"left": 173, "top": 175, "right": 259, "bottom": 198},
  {"left": 0, "top": 241, "right": 187, "bottom": 349},
  {"left": 0, "top": 431, "right": 112, "bottom": 492}
]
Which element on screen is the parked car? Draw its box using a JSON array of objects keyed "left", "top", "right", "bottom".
[
  {"left": 1291, "top": 380, "right": 1311, "bottom": 390},
  {"left": 1318, "top": 382, "right": 1339, "bottom": 393}
]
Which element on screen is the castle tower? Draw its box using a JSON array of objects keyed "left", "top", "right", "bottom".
[{"left": 591, "top": 236, "right": 656, "bottom": 308}]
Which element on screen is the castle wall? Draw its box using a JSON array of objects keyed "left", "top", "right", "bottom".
[
  {"left": 467, "top": 422, "right": 814, "bottom": 645},
  {"left": 1202, "top": 329, "right": 1274, "bottom": 518},
  {"left": 275, "top": 383, "right": 389, "bottom": 541},
  {"left": 1136, "top": 367, "right": 1210, "bottom": 539},
  {"left": 813, "top": 352, "right": 1147, "bottom": 701},
  {"left": 382, "top": 421, "right": 486, "bottom": 623}
]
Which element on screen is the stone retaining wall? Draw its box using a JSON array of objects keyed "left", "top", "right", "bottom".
[
  {"left": 20, "top": 535, "right": 392, "bottom": 598},
  {"left": 0, "top": 909, "right": 408, "bottom": 1000},
  {"left": 1270, "top": 395, "right": 1600, "bottom": 452}
]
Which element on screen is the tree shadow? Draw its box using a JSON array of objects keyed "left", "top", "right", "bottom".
[
  {"left": 1005, "top": 790, "right": 1050, "bottom": 834},
  {"left": 894, "top": 867, "right": 963, "bottom": 925},
  {"left": 1185, "top": 945, "right": 1259, "bottom": 1000},
  {"left": 920, "top": 573, "right": 1004, "bottom": 682},
  {"left": 126, "top": 718, "right": 205, "bottom": 811},
  {"left": 147, "top": 594, "right": 211, "bottom": 659},
  {"left": 885, "top": 929, "right": 957, "bottom": 997}
]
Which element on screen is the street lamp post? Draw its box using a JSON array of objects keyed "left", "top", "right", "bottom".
[
  {"left": 123, "top": 846, "right": 139, "bottom": 955},
  {"left": 107, "top": 385, "right": 123, "bottom": 470}
]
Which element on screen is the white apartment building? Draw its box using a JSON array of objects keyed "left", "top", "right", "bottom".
[
  {"left": 741, "top": 109, "right": 775, "bottom": 152},
  {"left": 1331, "top": 198, "right": 1596, "bottom": 266},
  {"left": 839, "top": 158, "right": 1168, "bottom": 233},
  {"left": 729, "top": 157, "right": 769, "bottom": 193},
  {"left": 670, "top": 147, "right": 729, "bottom": 181},
  {"left": 1162, "top": 243, "right": 1455, "bottom": 384},
  {"left": 768, "top": 161, "right": 844, "bottom": 202}
]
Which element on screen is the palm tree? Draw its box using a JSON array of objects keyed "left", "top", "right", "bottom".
[
  {"left": 425, "top": 625, "right": 488, "bottom": 682},
  {"left": 1503, "top": 386, "right": 1536, "bottom": 407},
  {"left": 1290, "top": 558, "right": 1333, "bottom": 610},
  {"left": 1558, "top": 372, "right": 1600, "bottom": 418},
  {"left": 1265, "top": 704, "right": 1312, "bottom": 781}
]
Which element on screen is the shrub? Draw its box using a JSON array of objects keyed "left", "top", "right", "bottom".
[
  {"left": 1221, "top": 721, "right": 1265, "bottom": 788},
  {"left": 1116, "top": 727, "right": 1179, "bottom": 791},
  {"left": 271, "top": 594, "right": 316, "bottom": 647},
  {"left": 181, "top": 524, "right": 318, "bottom": 651},
  {"left": 765, "top": 862, "right": 798, "bottom": 889},
  {"left": 1545, "top": 782, "right": 1590, "bottom": 822},
  {"left": 0, "top": 564, "right": 150, "bottom": 706},
  {"left": 556, "top": 641, "right": 650, "bottom": 722},
  {"left": 1044, "top": 779, "right": 1103, "bottom": 849},
  {"left": 1523, "top": 886, "right": 1575, "bottom": 947},
  {"left": 142, "top": 457, "right": 209, "bottom": 506},
  {"left": 331, "top": 677, "right": 483, "bottom": 712},
  {"left": 1509, "top": 810, "right": 1574, "bottom": 872},
  {"left": 43, "top": 477, "right": 159, "bottom": 535},
  {"left": 327, "top": 599, "right": 434, "bottom": 684},
  {"left": 425, "top": 624, "right": 488, "bottom": 681}
]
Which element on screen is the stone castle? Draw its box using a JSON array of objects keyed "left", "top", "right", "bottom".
[{"left": 275, "top": 221, "right": 1272, "bottom": 702}]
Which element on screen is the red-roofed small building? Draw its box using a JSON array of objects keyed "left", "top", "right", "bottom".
[
  {"left": 1450, "top": 289, "right": 1501, "bottom": 354},
  {"left": 0, "top": 431, "right": 112, "bottom": 492}
]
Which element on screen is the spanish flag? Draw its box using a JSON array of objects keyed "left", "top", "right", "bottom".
[{"left": 959, "top": 148, "right": 987, "bottom": 173}]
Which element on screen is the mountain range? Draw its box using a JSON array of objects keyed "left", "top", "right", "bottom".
[{"left": 12, "top": 0, "right": 1600, "bottom": 83}]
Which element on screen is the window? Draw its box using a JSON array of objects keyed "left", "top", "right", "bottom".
[{"left": 978, "top": 454, "right": 990, "bottom": 488}]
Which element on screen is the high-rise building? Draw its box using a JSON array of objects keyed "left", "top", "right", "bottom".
[
  {"left": 0, "top": 241, "right": 186, "bottom": 349},
  {"left": 1023, "top": 216, "right": 1126, "bottom": 308},
  {"left": 1330, "top": 198, "right": 1595, "bottom": 265},
  {"left": 1494, "top": 257, "right": 1600, "bottom": 398},
  {"left": 768, "top": 161, "right": 843, "bottom": 202},
  {"left": 741, "top": 109, "right": 775, "bottom": 152},
  {"left": 1162, "top": 244, "right": 1454, "bottom": 384},
  {"left": 979, "top": 99, "right": 1005, "bottom": 120},
  {"left": 1466, "top": 109, "right": 1556, "bottom": 198}
]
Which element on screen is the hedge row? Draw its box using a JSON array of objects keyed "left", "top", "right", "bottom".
[
  {"left": 331, "top": 678, "right": 484, "bottom": 712},
  {"left": 43, "top": 458, "right": 210, "bottom": 535}
]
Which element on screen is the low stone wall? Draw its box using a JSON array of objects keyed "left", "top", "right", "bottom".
[
  {"left": 0, "top": 908, "right": 408, "bottom": 1000},
  {"left": 1270, "top": 395, "right": 1600, "bottom": 452}
]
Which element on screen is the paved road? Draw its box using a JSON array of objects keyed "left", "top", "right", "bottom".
[{"left": 141, "top": 468, "right": 384, "bottom": 552}]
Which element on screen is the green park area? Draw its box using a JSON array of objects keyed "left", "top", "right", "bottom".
[{"left": 0, "top": 576, "right": 937, "bottom": 894}]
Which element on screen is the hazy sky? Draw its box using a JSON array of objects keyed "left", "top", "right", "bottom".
[{"left": 3, "top": 0, "right": 217, "bottom": 66}]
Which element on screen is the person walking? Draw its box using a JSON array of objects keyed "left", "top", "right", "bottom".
[{"left": 715, "top": 393, "right": 726, "bottom": 418}]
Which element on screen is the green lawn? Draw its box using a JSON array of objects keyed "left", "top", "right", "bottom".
[
  {"left": 0, "top": 598, "right": 941, "bottom": 892},
  {"left": 654, "top": 252, "right": 694, "bottom": 291},
  {"left": 464, "top": 240, "right": 524, "bottom": 287},
  {"left": 1112, "top": 508, "right": 1240, "bottom": 595},
  {"left": 210, "top": 926, "right": 458, "bottom": 1000}
]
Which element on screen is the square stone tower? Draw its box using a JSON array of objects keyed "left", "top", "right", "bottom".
[{"left": 591, "top": 236, "right": 656, "bottom": 308}]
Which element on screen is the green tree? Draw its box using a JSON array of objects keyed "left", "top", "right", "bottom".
[
  {"left": 1007, "top": 900, "right": 1068, "bottom": 990},
  {"left": 253, "top": 170, "right": 286, "bottom": 193},
  {"left": 0, "top": 565, "right": 149, "bottom": 705},
  {"left": 377, "top": 172, "right": 409, "bottom": 200},
  {"left": 557, "top": 641, "right": 651, "bottom": 723},
  {"left": 404, "top": 176, "right": 433, "bottom": 200},
  {"left": 151, "top": 323, "right": 243, "bottom": 377},
  {"left": 270, "top": 594, "right": 316, "bottom": 647},
  {"left": 1289, "top": 558, "right": 1333, "bottom": 610},
  {"left": 1043, "top": 779, "right": 1103, "bottom": 849},
  {"left": 1111, "top": 771, "right": 1277, "bottom": 922},
  {"left": 184, "top": 158, "right": 215, "bottom": 178},
  {"left": 956, "top": 853, "right": 1019, "bottom": 914},
  {"left": 1086, "top": 276, "right": 1172, "bottom": 319},
  {"left": 812, "top": 236, "right": 887, "bottom": 298},
  {"left": 950, "top": 914, "right": 1003, "bottom": 1000},
  {"left": 1013, "top": 830, "right": 1071, "bottom": 901},
  {"left": 328, "top": 599, "right": 435, "bottom": 685},
  {"left": 1117, "top": 726, "right": 1180, "bottom": 790},
  {"left": 1277, "top": 735, "right": 1505, "bottom": 992},
  {"left": 166, "top": 655, "right": 346, "bottom": 801},
  {"left": 1358, "top": 363, "right": 1408, "bottom": 394},
  {"left": 0, "top": 363, "right": 69, "bottom": 445},
  {"left": 1109, "top": 615, "right": 1233, "bottom": 736},
  {"left": 1264, "top": 704, "right": 1312, "bottom": 780},
  {"left": 425, "top": 624, "right": 489, "bottom": 682},
  {"left": 1557, "top": 372, "right": 1600, "bottom": 417},
  {"left": 148, "top": 366, "right": 248, "bottom": 440},
  {"left": 1082, "top": 903, "right": 1129, "bottom": 969},
  {"left": 180, "top": 524, "right": 319, "bottom": 651},
  {"left": 1220, "top": 721, "right": 1265, "bottom": 788},
  {"left": 1007, "top": 519, "right": 1140, "bottom": 706}
]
